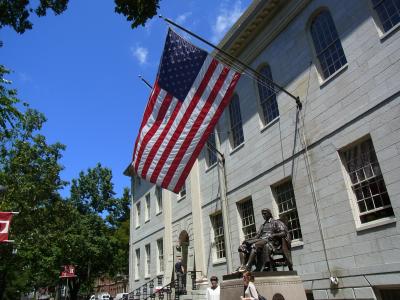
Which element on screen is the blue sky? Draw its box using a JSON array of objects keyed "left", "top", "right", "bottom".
[{"left": 1, "top": 0, "right": 251, "bottom": 197}]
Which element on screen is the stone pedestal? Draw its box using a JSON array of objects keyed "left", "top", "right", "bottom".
[{"left": 221, "top": 271, "right": 307, "bottom": 300}]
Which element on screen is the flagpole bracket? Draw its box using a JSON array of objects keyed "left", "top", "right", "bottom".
[{"left": 296, "top": 97, "right": 302, "bottom": 110}]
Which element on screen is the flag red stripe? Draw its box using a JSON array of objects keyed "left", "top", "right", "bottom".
[
  {"left": 132, "top": 85, "right": 161, "bottom": 161},
  {"left": 162, "top": 66, "right": 230, "bottom": 188},
  {"left": 149, "top": 59, "right": 219, "bottom": 183},
  {"left": 173, "top": 72, "right": 241, "bottom": 192},
  {"left": 140, "top": 100, "right": 183, "bottom": 178},
  {"left": 134, "top": 93, "right": 174, "bottom": 172}
]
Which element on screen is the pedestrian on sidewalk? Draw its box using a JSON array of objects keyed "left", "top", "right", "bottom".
[
  {"left": 206, "top": 276, "right": 220, "bottom": 300},
  {"left": 241, "top": 271, "right": 258, "bottom": 300}
]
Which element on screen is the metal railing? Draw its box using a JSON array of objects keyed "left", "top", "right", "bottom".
[
  {"left": 128, "top": 270, "right": 202, "bottom": 300},
  {"left": 128, "top": 275, "right": 164, "bottom": 300}
]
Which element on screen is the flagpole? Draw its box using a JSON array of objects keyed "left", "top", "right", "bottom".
[
  {"left": 138, "top": 75, "right": 153, "bottom": 89},
  {"left": 159, "top": 15, "right": 302, "bottom": 110}
]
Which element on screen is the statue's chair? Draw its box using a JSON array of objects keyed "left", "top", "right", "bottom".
[{"left": 256, "top": 237, "right": 293, "bottom": 271}]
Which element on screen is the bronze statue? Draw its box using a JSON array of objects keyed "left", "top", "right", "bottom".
[{"left": 237, "top": 209, "right": 293, "bottom": 272}]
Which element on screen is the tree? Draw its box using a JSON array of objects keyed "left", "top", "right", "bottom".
[
  {"left": 0, "top": 67, "right": 118, "bottom": 300},
  {"left": 114, "top": 0, "right": 161, "bottom": 28},
  {"left": 0, "top": 90, "right": 68, "bottom": 298},
  {"left": 0, "top": 0, "right": 161, "bottom": 34},
  {"left": 0, "top": 0, "right": 68, "bottom": 34},
  {"left": 67, "top": 164, "right": 131, "bottom": 296},
  {"left": 0, "top": 65, "right": 25, "bottom": 137},
  {"left": 69, "top": 163, "right": 116, "bottom": 215}
]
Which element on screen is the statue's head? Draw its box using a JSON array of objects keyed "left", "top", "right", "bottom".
[{"left": 261, "top": 208, "right": 272, "bottom": 219}]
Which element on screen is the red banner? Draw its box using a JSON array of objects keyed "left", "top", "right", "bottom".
[
  {"left": 60, "top": 265, "right": 77, "bottom": 278},
  {"left": 0, "top": 212, "right": 13, "bottom": 242}
]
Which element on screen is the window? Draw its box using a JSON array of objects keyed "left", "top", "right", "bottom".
[
  {"left": 178, "top": 182, "right": 186, "bottom": 199},
  {"left": 157, "top": 239, "right": 164, "bottom": 274},
  {"left": 206, "top": 131, "right": 218, "bottom": 167},
  {"left": 211, "top": 213, "right": 226, "bottom": 260},
  {"left": 145, "top": 193, "right": 150, "bottom": 222},
  {"left": 341, "top": 138, "right": 394, "bottom": 224},
  {"left": 145, "top": 244, "right": 151, "bottom": 277},
  {"left": 237, "top": 199, "right": 257, "bottom": 239},
  {"left": 372, "top": 0, "right": 400, "bottom": 32},
  {"left": 273, "top": 180, "right": 302, "bottom": 241},
  {"left": 228, "top": 94, "right": 244, "bottom": 149},
  {"left": 257, "top": 65, "right": 279, "bottom": 125},
  {"left": 155, "top": 186, "right": 163, "bottom": 214},
  {"left": 379, "top": 288, "right": 400, "bottom": 299},
  {"left": 310, "top": 10, "right": 347, "bottom": 79},
  {"left": 135, "top": 202, "right": 141, "bottom": 228},
  {"left": 135, "top": 249, "right": 140, "bottom": 280}
]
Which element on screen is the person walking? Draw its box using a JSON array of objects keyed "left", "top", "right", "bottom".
[
  {"left": 206, "top": 276, "right": 220, "bottom": 300},
  {"left": 241, "top": 271, "right": 258, "bottom": 300},
  {"left": 175, "top": 258, "right": 185, "bottom": 293}
]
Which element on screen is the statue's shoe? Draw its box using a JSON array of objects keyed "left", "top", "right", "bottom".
[{"left": 238, "top": 266, "right": 249, "bottom": 272}]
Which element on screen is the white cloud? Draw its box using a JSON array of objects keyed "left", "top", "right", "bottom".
[
  {"left": 211, "top": 0, "right": 244, "bottom": 43},
  {"left": 131, "top": 46, "right": 149, "bottom": 65},
  {"left": 176, "top": 12, "right": 192, "bottom": 25}
]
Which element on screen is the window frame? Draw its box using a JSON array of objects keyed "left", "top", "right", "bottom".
[
  {"left": 178, "top": 182, "right": 187, "bottom": 200},
  {"left": 370, "top": 0, "right": 400, "bottom": 37},
  {"left": 135, "top": 201, "right": 141, "bottom": 228},
  {"left": 145, "top": 193, "right": 150, "bottom": 222},
  {"left": 271, "top": 178, "right": 303, "bottom": 242},
  {"left": 145, "top": 244, "right": 151, "bottom": 278},
  {"left": 308, "top": 8, "right": 348, "bottom": 84},
  {"left": 237, "top": 198, "right": 257, "bottom": 241},
  {"left": 205, "top": 130, "right": 218, "bottom": 169},
  {"left": 135, "top": 248, "right": 140, "bottom": 281},
  {"left": 339, "top": 136, "right": 396, "bottom": 231},
  {"left": 210, "top": 212, "right": 226, "bottom": 263},
  {"left": 256, "top": 64, "right": 280, "bottom": 127},
  {"left": 228, "top": 94, "right": 245, "bottom": 151},
  {"left": 155, "top": 186, "right": 163, "bottom": 215},
  {"left": 157, "top": 238, "right": 164, "bottom": 274}
]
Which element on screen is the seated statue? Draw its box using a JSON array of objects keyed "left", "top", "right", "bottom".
[{"left": 237, "top": 208, "right": 293, "bottom": 272}]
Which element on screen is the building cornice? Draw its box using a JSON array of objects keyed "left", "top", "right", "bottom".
[{"left": 217, "top": 0, "right": 311, "bottom": 64}]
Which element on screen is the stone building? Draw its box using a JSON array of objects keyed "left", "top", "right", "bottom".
[{"left": 126, "top": 0, "right": 400, "bottom": 299}]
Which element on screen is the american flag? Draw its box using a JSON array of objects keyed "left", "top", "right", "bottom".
[{"left": 132, "top": 28, "right": 241, "bottom": 193}]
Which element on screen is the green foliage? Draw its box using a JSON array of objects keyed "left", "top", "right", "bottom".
[
  {"left": 70, "top": 163, "right": 116, "bottom": 215},
  {"left": 0, "top": 0, "right": 69, "bottom": 34},
  {"left": 0, "top": 65, "right": 25, "bottom": 137},
  {"left": 0, "top": 66, "right": 131, "bottom": 299},
  {"left": 0, "top": 0, "right": 161, "bottom": 35},
  {"left": 114, "top": 0, "right": 161, "bottom": 28}
]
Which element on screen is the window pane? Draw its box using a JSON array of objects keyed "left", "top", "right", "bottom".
[
  {"left": 206, "top": 131, "right": 218, "bottom": 166},
  {"left": 157, "top": 239, "right": 164, "bottom": 273},
  {"left": 274, "top": 180, "right": 303, "bottom": 240},
  {"left": 372, "top": 0, "right": 400, "bottom": 32},
  {"left": 229, "top": 95, "right": 244, "bottom": 148},
  {"left": 237, "top": 200, "right": 257, "bottom": 239},
  {"left": 257, "top": 66, "right": 279, "bottom": 124},
  {"left": 311, "top": 10, "right": 347, "bottom": 78},
  {"left": 342, "top": 138, "right": 394, "bottom": 223},
  {"left": 156, "top": 187, "right": 163, "bottom": 213},
  {"left": 211, "top": 213, "right": 226, "bottom": 259}
]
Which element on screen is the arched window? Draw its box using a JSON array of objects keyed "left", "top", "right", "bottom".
[
  {"left": 257, "top": 65, "right": 279, "bottom": 125},
  {"left": 372, "top": 0, "right": 400, "bottom": 32},
  {"left": 228, "top": 94, "right": 244, "bottom": 148},
  {"left": 310, "top": 10, "right": 347, "bottom": 79}
]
